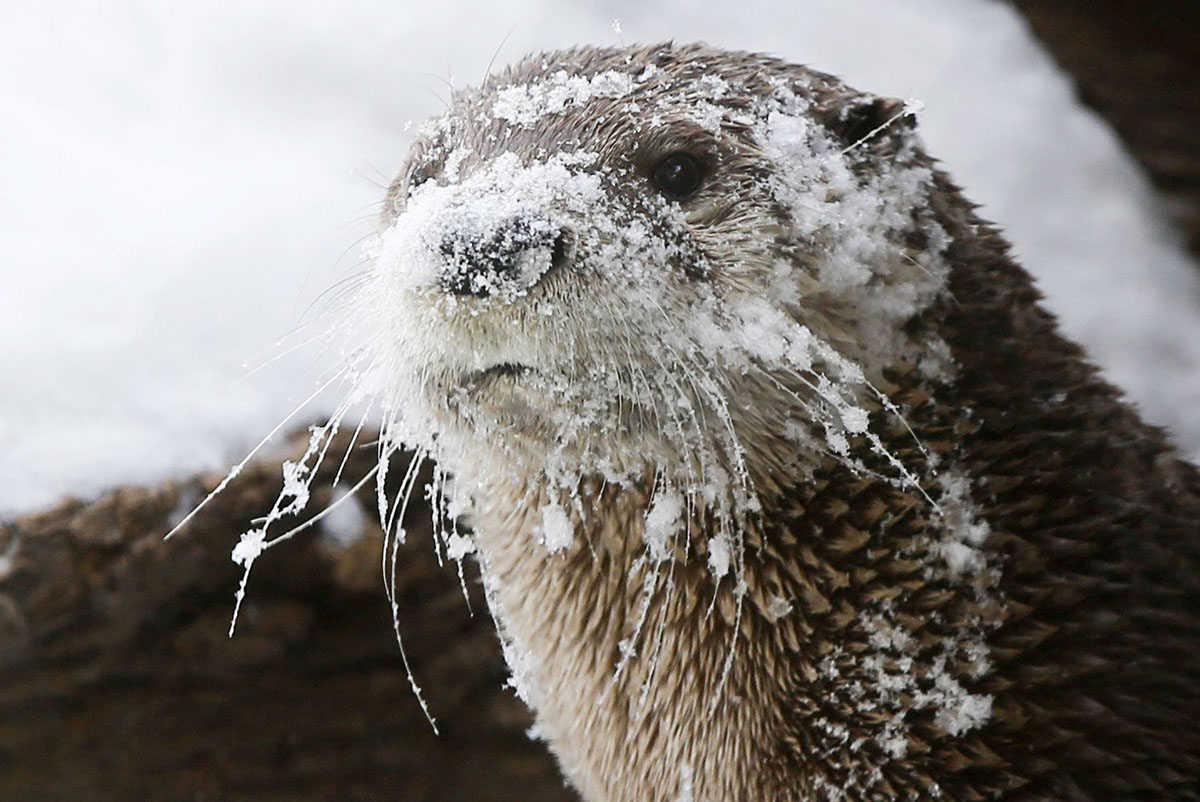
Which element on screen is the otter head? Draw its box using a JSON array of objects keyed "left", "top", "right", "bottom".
[{"left": 362, "top": 43, "right": 949, "bottom": 513}]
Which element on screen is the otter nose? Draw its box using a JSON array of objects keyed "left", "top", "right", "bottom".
[{"left": 438, "top": 218, "right": 562, "bottom": 298}]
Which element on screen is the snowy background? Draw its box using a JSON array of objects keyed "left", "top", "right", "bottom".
[{"left": 3, "top": 0, "right": 1199, "bottom": 517}]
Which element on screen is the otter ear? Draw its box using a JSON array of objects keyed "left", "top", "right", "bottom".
[{"left": 819, "top": 95, "right": 919, "bottom": 155}]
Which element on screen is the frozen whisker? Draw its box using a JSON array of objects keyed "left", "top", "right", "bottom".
[
  {"left": 374, "top": 410, "right": 399, "bottom": 531},
  {"left": 660, "top": 352, "right": 752, "bottom": 708},
  {"left": 302, "top": 270, "right": 376, "bottom": 321},
  {"left": 838, "top": 97, "right": 923, "bottom": 156},
  {"left": 420, "top": 83, "right": 450, "bottom": 113},
  {"left": 165, "top": 363, "right": 357, "bottom": 541},
  {"left": 383, "top": 437, "right": 426, "bottom": 548},
  {"left": 236, "top": 324, "right": 345, "bottom": 383},
  {"left": 765, "top": 358, "right": 940, "bottom": 509},
  {"left": 867, "top": 380, "right": 933, "bottom": 463},
  {"left": 864, "top": 430, "right": 940, "bottom": 512},
  {"left": 333, "top": 399, "right": 376, "bottom": 488},
  {"left": 227, "top": 401, "right": 354, "bottom": 635},
  {"left": 372, "top": 441, "right": 440, "bottom": 733},
  {"left": 428, "top": 466, "right": 446, "bottom": 568},
  {"left": 261, "top": 463, "right": 379, "bottom": 550},
  {"left": 482, "top": 26, "right": 517, "bottom": 85},
  {"left": 349, "top": 161, "right": 397, "bottom": 194}
]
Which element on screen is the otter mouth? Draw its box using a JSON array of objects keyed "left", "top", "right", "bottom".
[{"left": 462, "top": 362, "right": 538, "bottom": 386}]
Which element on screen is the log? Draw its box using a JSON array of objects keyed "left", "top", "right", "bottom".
[{"left": 0, "top": 430, "right": 574, "bottom": 801}]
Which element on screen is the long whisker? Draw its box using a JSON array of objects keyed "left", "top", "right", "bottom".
[
  {"left": 262, "top": 464, "right": 380, "bottom": 549},
  {"left": 483, "top": 26, "right": 517, "bottom": 86},
  {"left": 165, "top": 364, "right": 354, "bottom": 540},
  {"left": 333, "top": 399, "right": 375, "bottom": 488},
  {"left": 381, "top": 443, "right": 439, "bottom": 733}
]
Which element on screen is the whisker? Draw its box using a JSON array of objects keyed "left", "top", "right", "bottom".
[
  {"left": 262, "top": 463, "right": 379, "bottom": 549},
  {"left": 483, "top": 26, "right": 517, "bottom": 86},
  {"left": 165, "top": 364, "right": 354, "bottom": 540},
  {"left": 333, "top": 399, "right": 375, "bottom": 488}
]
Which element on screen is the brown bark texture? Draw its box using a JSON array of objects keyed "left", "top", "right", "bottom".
[
  {"left": 1009, "top": 0, "right": 1200, "bottom": 257},
  {"left": 0, "top": 430, "right": 575, "bottom": 801}
]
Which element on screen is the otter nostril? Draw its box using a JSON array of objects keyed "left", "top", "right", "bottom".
[{"left": 550, "top": 231, "right": 569, "bottom": 271}]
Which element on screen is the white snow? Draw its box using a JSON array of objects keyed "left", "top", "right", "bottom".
[
  {"left": 765, "top": 595, "right": 793, "bottom": 622},
  {"left": 3, "top": 0, "right": 1200, "bottom": 518},
  {"left": 536, "top": 500, "right": 575, "bottom": 553},
  {"left": 706, "top": 534, "right": 732, "bottom": 578},
  {"left": 643, "top": 488, "right": 684, "bottom": 561},
  {"left": 367, "top": 150, "right": 602, "bottom": 301},
  {"left": 493, "top": 69, "right": 638, "bottom": 126}
]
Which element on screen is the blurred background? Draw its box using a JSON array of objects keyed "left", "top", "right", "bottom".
[
  {"left": 1, "top": 1, "right": 1197, "bottom": 799},
  {"left": 2, "top": 0, "right": 1199, "bottom": 517}
]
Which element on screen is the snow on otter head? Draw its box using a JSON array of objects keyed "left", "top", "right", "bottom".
[{"left": 363, "top": 43, "right": 947, "bottom": 503}]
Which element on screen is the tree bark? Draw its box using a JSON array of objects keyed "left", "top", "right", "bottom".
[{"left": 0, "top": 431, "right": 574, "bottom": 801}]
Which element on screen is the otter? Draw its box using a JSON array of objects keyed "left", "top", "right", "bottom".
[{"left": 349, "top": 43, "right": 1200, "bottom": 800}]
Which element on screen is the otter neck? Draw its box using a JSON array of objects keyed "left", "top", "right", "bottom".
[
  {"left": 457, "top": 430, "right": 995, "bottom": 802},
  {"left": 463, "top": 467, "right": 780, "bottom": 802}
]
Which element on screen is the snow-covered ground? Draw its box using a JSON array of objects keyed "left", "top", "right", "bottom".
[{"left": 3, "top": 0, "right": 1198, "bottom": 517}]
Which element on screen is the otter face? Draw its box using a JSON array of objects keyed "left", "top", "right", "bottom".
[{"left": 361, "top": 43, "right": 950, "bottom": 493}]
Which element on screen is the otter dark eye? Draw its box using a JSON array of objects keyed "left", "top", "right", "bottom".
[
  {"left": 650, "top": 152, "right": 704, "bottom": 201},
  {"left": 408, "top": 163, "right": 436, "bottom": 192}
]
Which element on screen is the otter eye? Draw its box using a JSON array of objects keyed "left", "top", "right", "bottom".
[
  {"left": 408, "top": 163, "right": 435, "bottom": 192},
  {"left": 650, "top": 152, "right": 705, "bottom": 201}
]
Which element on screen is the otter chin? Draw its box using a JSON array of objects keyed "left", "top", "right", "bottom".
[{"left": 352, "top": 42, "right": 1200, "bottom": 802}]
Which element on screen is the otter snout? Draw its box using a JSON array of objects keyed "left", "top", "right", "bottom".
[{"left": 438, "top": 217, "right": 568, "bottom": 298}]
